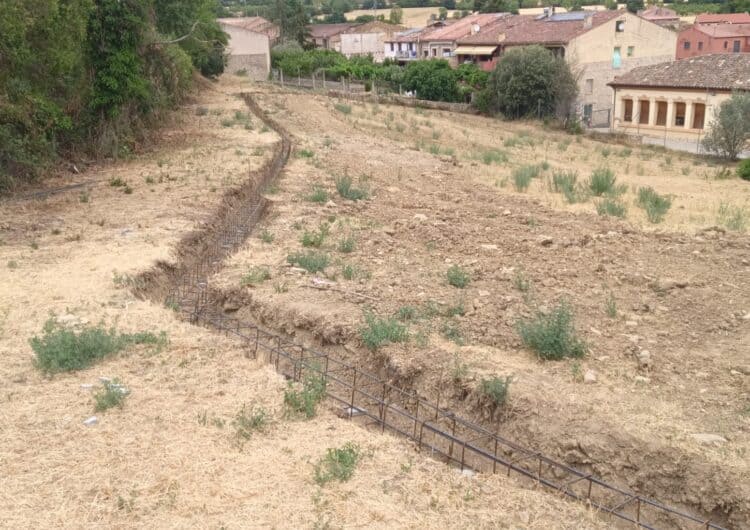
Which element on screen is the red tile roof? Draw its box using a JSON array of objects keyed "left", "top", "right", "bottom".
[
  {"left": 307, "top": 23, "right": 359, "bottom": 39},
  {"left": 694, "top": 22, "right": 750, "bottom": 38},
  {"left": 218, "top": 17, "right": 279, "bottom": 40},
  {"left": 421, "top": 13, "right": 508, "bottom": 42},
  {"left": 609, "top": 53, "right": 750, "bottom": 91},
  {"left": 695, "top": 13, "right": 750, "bottom": 24},
  {"left": 638, "top": 7, "right": 679, "bottom": 21}
]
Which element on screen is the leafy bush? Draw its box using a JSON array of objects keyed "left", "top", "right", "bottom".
[
  {"left": 587, "top": 168, "right": 625, "bottom": 196},
  {"left": 240, "top": 266, "right": 271, "bottom": 286},
  {"left": 301, "top": 223, "right": 330, "bottom": 248},
  {"left": 513, "top": 164, "right": 540, "bottom": 192},
  {"left": 30, "top": 319, "right": 165, "bottom": 374},
  {"left": 287, "top": 251, "right": 330, "bottom": 273},
  {"left": 517, "top": 302, "right": 587, "bottom": 360},
  {"left": 738, "top": 159, "right": 750, "bottom": 181},
  {"left": 702, "top": 92, "right": 750, "bottom": 160},
  {"left": 93, "top": 378, "right": 129, "bottom": 412},
  {"left": 396, "top": 306, "right": 418, "bottom": 321},
  {"left": 446, "top": 265, "right": 470, "bottom": 288},
  {"left": 360, "top": 313, "right": 408, "bottom": 350},
  {"left": 337, "top": 235, "right": 356, "bottom": 253},
  {"left": 551, "top": 170, "right": 584, "bottom": 203},
  {"left": 717, "top": 202, "right": 748, "bottom": 232},
  {"left": 314, "top": 442, "right": 361, "bottom": 485},
  {"left": 233, "top": 403, "right": 268, "bottom": 440},
  {"left": 334, "top": 175, "right": 368, "bottom": 201},
  {"left": 596, "top": 199, "right": 627, "bottom": 218},
  {"left": 284, "top": 369, "right": 327, "bottom": 419},
  {"left": 636, "top": 186, "right": 672, "bottom": 223},
  {"left": 481, "top": 149, "right": 508, "bottom": 165},
  {"left": 306, "top": 185, "right": 328, "bottom": 203},
  {"left": 479, "top": 376, "right": 512, "bottom": 407},
  {"left": 402, "top": 60, "right": 460, "bottom": 102}
]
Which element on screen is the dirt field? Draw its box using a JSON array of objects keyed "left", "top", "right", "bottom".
[
  {"left": 0, "top": 77, "right": 619, "bottom": 528},
  {"left": 208, "top": 87, "right": 750, "bottom": 527}
]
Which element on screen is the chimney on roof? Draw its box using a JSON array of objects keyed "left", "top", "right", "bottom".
[
  {"left": 471, "top": 23, "right": 480, "bottom": 34},
  {"left": 543, "top": 7, "right": 550, "bottom": 18},
  {"left": 583, "top": 14, "right": 593, "bottom": 28}
]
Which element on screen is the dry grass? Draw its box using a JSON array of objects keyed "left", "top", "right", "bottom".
[{"left": 0, "top": 77, "right": 611, "bottom": 528}]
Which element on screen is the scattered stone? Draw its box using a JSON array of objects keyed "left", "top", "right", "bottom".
[
  {"left": 634, "top": 375, "right": 650, "bottom": 384},
  {"left": 589, "top": 327, "right": 602, "bottom": 336},
  {"left": 538, "top": 236, "right": 554, "bottom": 247},
  {"left": 56, "top": 314, "right": 80, "bottom": 326},
  {"left": 324, "top": 200, "right": 337, "bottom": 208},
  {"left": 83, "top": 416, "right": 98, "bottom": 426},
  {"left": 690, "top": 433, "right": 727, "bottom": 445},
  {"left": 742, "top": 313, "right": 750, "bottom": 321},
  {"left": 583, "top": 370, "right": 598, "bottom": 384},
  {"left": 625, "top": 320, "right": 638, "bottom": 327},
  {"left": 731, "top": 365, "right": 750, "bottom": 375},
  {"left": 503, "top": 209, "right": 511, "bottom": 216},
  {"left": 461, "top": 468, "right": 475, "bottom": 477},
  {"left": 413, "top": 213, "right": 427, "bottom": 221},
  {"left": 651, "top": 278, "right": 689, "bottom": 292},
  {"left": 479, "top": 244, "right": 498, "bottom": 251},
  {"left": 80, "top": 384, "right": 94, "bottom": 390},
  {"left": 636, "top": 350, "right": 652, "bottom": 369},
  {"left": 383, "top": 226, "right": 396, "bottom": 236},
  {"left": 98, "top": 377, "right": 110, "bottom": 383},
  {"left": 478, "top": 290, "right": 490, "bottom": 297}
]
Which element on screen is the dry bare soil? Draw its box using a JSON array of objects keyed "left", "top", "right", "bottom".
[
  {"left": 0, "top": 78, "right": 614, "bottom": 528},
  {"left": 212, "top": 86, "right": 750, "bottom": 527}
]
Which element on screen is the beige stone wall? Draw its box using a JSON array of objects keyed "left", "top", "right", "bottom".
[
  {"left": 220, "top": 24, "right": 270, "bottom": 79},
  {"left": 226, "top": 54, "right": 270, "bottom": 80},
  {"left": 611, "top": 86, "right": 730, "bottom": 141},
  {"left": 567, "top": 12, "right": 677, "bottom": 117},
  {"left": 341, "top": 33, "right": 386, "bottom": 61}
]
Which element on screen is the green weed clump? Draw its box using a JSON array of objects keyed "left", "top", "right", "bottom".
[
  {"left": 93, "top": 378, "right": 129, "bottom": 412},
  {"left": 596, "top": 199, "right": 627, "bottom": 218},
  {"left": 479, "top": 376, "right": 512, "bottom": 407},
  {"left": 233, "top": 403, "right": 268, "bottom": 440},
  {"left": 516, "top": 302, "right": 586, "bottom": 360},
  {"left": 334, "top": 103, "right": 352, "bottom": 114},
  {"left": 481, "top": 149, "right": 508, "bottom": 165},
  {"left": 284, "top": 369, "right": 327, "bottom": 419},
  {"left": 636, "top": 186, "right": 672, "bottom": 223},
  {"left": 717, "top": 202, "right": 748, "bottom": 232},
  {"left": 287, "top": 251, "right": 330, "bottom": 273},
  {"left": 512, "top": 165, "right": 540, "bottom": 192},
  {"left": 446, "top": 265, "right": 470, "bottom": 288},
  {"left": 587, "top": 168, "right": 625, "bottom": 197},
  {"left": 334, "top": 175, "right": 368, "bottom": 201},
  {"left": 301, "top": 223, "right": 330, "bottom": 248},
  {"left": 337, "top": 235, "right": 356, "bottom": 253},
  {"left": 360, "top": 313, "right": 407, "bottom": 350},
  {"left": 551, "top": 170, "right": 584, "bottom": 203},
  {"left": 30, "top": 319, "right": 165, "bottom": 374},
  {"left": 240, "top": 266, "right": 271, "bottom": 286},
  {"left": 738, "top": 159, "right": 750, "bottom": 181},
  {"left": 314, "top": 442, "right": 361, "bottom": 485},
  {"left": 306, "top": 185, "right": 328, "bottom": 203}
]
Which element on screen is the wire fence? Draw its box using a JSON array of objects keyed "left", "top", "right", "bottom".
[{"left": 159, "top": 92, "right": 725, "bottom": 530}]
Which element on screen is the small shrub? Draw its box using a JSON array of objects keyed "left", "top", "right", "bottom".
[
  {"left": 396, "top": 306, "right": 418, "bottom": 321},
  {"left": 606, "top": 291, "right": 617, "bottom": 318},
  {"left": 360, "top": 313, "right": 407, "bottom": 350},
  {"left": 195, "top": 106, "right": 209, "bottom": 116},
  {"left": 334, "top": 175, "right": 368, "bottom": 201},
  {"left": 7, "top": 260, "right": 18, "bottom": 269},
  {"left": 596, "top": 199, "right": 627, "bottom": 218},
  {"left": 513, "top": 270, "right": 531, "bottom": 292},
  {"left": 717, "top": 202, "right": 748, "bottom": 232},
  {"left": 301, "top": 223, "right": 330, "bottom": 248},
  {"left": 240, "top": 266, "right": 271, "bottom": 286},
  {"left": 512, "top": 165, "right": 540, "bottom": 192},
  {"left": 109, "top": 177, "right": 126, "bottom": 187},
  {"left": 636, "top": 186, "right": 672, "bottom": 223},
  {"left": 618, "top": 147, "right": 632, "bottom": 157},
  {"left": 481, "top": 149, "right": 508, "bottom": 165},
  {"left": 259, "top": 229, "right": 274, "bottom": 243},
  {"left": 479, "top": 376, "right": 512, "bottom": 407},
  {"left": 337, "top": 235, "right": 356, "bottom": 253},
  {"left": 287, "top": 251, "right": 330, "bottom": 273},
  {"left": 284, "top": 368, "right": 327, "bottom": 419},
  {"left": 297, "top": 149, "right": 314, "bottom": 158},
  {"left": 306, "top": 185, "right": 328, "bottom": 203},
  {"left": 233, "top": 403, "right": 268, "bottom": 440},
  {"left": 587, "top": 168, "right": 624, "bottom": 197},
  {"left": 235, "top": 68, "right": 248, "bottom": 77},
  {"left": 334, "top": 103, "right": 352, "bottom": 115},
  {"left": 30, "top": 319, "right": 165, "bottom": 374},
  {"left": 445, "top": 301, "right": 465, "bottom": 317},
  {"left": 93, "top": 378, "right": 129, "bottom": 412},
  {"left": 442, "top": 321, "right": 463, "bottom": 344},
  {"left": 551, "top": 170, "right": 584, "bottom": 203},
  {"left": 517, "top": 302, "right": 586, "bottom": 360},
  {"left": 314, "top": 442, "right": 360, "bottom": 485},
  {"left": 737, "top": 159, "right": 750, "bottom": 181},
  {"left": 446, "top": 265, "right": 470, "bottom": 288},
  {"left": 600, "top": 147, "right": 611, "bottom": 158},
  {"left": 450, "top": 354, "right": 469, "bottom": 382}
]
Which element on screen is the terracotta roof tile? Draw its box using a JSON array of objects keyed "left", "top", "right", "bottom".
[
  {"left": 694, "top": 22, "right": 750, "bottom": 38},
  {"left": 695, "top": 13, "right": 750, "bottom": 24},
  {"left": 609, "top": 54, "right": 750, "bottom": 90},
  {"left": 218, "top": 17, "right": 279, "bottom": 39},
  {"left": 307, "top": 23, "right": 359, "bottom": 39}
]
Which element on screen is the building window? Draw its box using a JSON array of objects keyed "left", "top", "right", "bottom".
[
  {"left": 613, "top": 47, "right": 622, "bottom": 68},
  {"left": 656, "top": 101, "right": 667, "bottom": 126},
  {"left": 583, "top": 104, "right": 593, "bottom": 123},
  {"left": 674, "top": 102, "right": 686, "bottom": 126},
  {"left": 431, "top": 48, "right": 437, "bottom": 57},
  {"left": 627, "top": 46, "right": 634, "bottom": 57},
  {"left": 390, "top": 43, "right": 394, "bottom": 51},
  {"left": 693, "top": 103, "right": 706, "bottom": 129},
  {"left": 639, "top": 100, "right": 650, "bottom": 125},
  {"left": 683, "top": 41, "right": 690, "bottom": 50},
  {"left": 615, "top": 20, "right": 625, "bottom": 32},
  {"left": 585, "top": 78, "right": 593, "bottom": 94},
  {"left": 733, "top": 40, "right": 741, "bottom": 52},
  {"left": 442, "top": 47, "right": 451, "bottom": 56},
  {"left": 724, "top": 41, "right": 728, "bottom": 49},
  {"left": 698, "top": 41, "right": 703, "bottom": 50},
  {"left": 623, "top": 98, "right": 633, "bottom": 122}
]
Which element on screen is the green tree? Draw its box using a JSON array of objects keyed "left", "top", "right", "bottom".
[
  {"left": 438, "top": 6, "right": 448, "bottom": 19},
  {"left": 480, "top": 45, "right": 578, "bottom": 119},
  {"left": 702, "top": 91, "right": 750, "bottom": 160},
  {"left": 389, "top": 5, "right": 404, "bottom": 24},
  {"left": 272, "top": 0, "right": 310, "bottom": 46},
  {"left": 626, "top": 0, "right": 644, "bottom": 13},
  {"left": 402, "top": 60, "right": 459, "bottom": 102},
  {"left": 475, "top": 0, "right": 520, "bottom": 14},
  {"left": 604, "top": 0, "right": 618, "bottom": 9}
]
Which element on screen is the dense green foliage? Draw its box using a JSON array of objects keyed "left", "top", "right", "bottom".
[
  {"left": 1, "top": 0, "right": 226, "bottom": 192},
  {"left": 738, "top": 159, "right": 750, "bottom": 181},
  {"left": 517, "top": 302, "right": 587, "bottom": 360},
  {"left": 702, "top": 91, "right": 750, "bottom": 160},
  {"left": 479, "top": 45, "right": 578, "bottom": 120}
]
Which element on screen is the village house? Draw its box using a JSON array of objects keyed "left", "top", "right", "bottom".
[
  {"left": 608, "top": 54, "right": 750, "bottom": 145},
  {"left": 308, "top": 23, "right": 358, "bottom": 52},
  {"left": 454, "top": 10, "right": 676, "bottom": 126},
  {"left": 416, "top": 13, "right": 507, "bottom": 61},
  {"left": 694, "top": 12, "right": 750, "bottom": 24},
  {"left": 218, "top": 17, "right": 279, "bottom": 79},
  {"left": 340, "top": 20, "right": 405, "bottom": 62},
  {"left": 637, "top": 6, "right": 680, "bottom": 28},
  {"left": 676, "top": 21, "right": 750, "bottom": 59}
]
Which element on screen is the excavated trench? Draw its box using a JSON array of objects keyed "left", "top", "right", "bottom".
[{"left": 136, "top": 91, "right": 741, "bottom": 530}]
